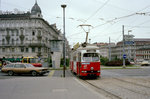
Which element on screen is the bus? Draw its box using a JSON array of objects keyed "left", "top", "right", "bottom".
[{"left": 22, "top": 57, "right": 42, "bottom": 67}]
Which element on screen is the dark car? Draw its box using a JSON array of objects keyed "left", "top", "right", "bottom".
[{"left": 1, "top": 63, "right": 49, "bottom": 76}]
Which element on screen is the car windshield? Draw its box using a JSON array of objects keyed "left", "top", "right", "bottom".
[
  {"left": 82, "top": 53, "right": 99, "bottom": 62},
  {"left": 25, "top": 64, "right": 34, "bottom": 68}
]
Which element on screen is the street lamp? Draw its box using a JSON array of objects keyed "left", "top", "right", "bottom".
[{"left": 61, "top": 4, "right": 67, "bottom": 77}]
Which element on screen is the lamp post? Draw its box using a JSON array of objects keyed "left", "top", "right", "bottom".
[{"left": 61, "top": 4, "right": 67, "bottom": 77}]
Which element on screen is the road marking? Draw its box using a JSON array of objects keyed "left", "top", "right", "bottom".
[
  {"left": 48, "top": 70, "right": 55, "bottom": 77},
  {"left": 52, "top": 89, "right": 68, "bottom": 92}
]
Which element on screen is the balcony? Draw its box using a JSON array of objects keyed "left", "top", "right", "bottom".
[
  {"left": 0, "top": 42, "right": 46, "bottom": 47},
  {"left": 28, "top": 43, "right": 46, "bottom": 47},
  {"left": 37, "top": 35, "right": 42, "bottom": 40}
]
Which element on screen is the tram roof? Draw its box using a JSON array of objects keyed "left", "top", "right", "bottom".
[{"left": 72, "top": 43, "right": 99, "bottom": 51}]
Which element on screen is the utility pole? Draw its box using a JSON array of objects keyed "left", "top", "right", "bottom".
[
  {"left": 128, "top": 30, "right": 132, "bottom": 62},
  {"left": 79, "top": 24, "right": 92, "bottom": 43},
  {"left": 109, "top": 37, "right": 111, "bottom": 61},
  {"left": 61, "top": 4, "right": 67, "bottom": 77},
  {"left": 122, "top": 25, "right": 126, "bottom": 68}
]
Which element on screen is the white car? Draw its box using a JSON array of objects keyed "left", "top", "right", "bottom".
[{"left": 141, "top": 61, "right": 150, "bottom": 66}]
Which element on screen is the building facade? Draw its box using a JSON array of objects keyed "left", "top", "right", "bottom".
[
  {"left": 111, "top": 38, "right": 150, "bottom": 62},
  {"left": 0, "top": 1, "right": 67, "bottom": 68},
  {"left": 97, "top": 38, "right": 150, "bottom": 63}
]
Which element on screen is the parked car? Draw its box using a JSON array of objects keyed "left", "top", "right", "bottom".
[
  {"left": 141, "top": 60, "right": 150, "bottom": 66},
  {"left": 1, "top": 63, "right": 49, "bottom": 76}
]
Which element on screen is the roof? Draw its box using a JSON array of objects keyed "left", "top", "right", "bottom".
[
  {"left": 134, "top": 38, "right": 150, "bottom": 42},
  {"left": 0, "top": 13, "right": 30, "bottom": 19},
  {"left": 31, "top": 1, "right": 41, "bottom": 14}
]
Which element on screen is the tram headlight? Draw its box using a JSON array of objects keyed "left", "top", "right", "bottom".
[{"left": 97, "top": 71, "right": 100, "bottom": 73}]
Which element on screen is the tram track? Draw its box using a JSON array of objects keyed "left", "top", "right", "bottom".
[
  {"left": 67, "top": 69, "right": 150, "bottom": 99},
  {"left": 67, "top": 70, "right": 122, "bottom": 99},
  {"left": 81, "top": 79, "right": 122, "bottom": 99},
  {"left": 109, "top": 77, "right": 150, "bottom": 96},
  {"left": 86, "top": 77, "right": 150, "bottom": 99},
  {"left": 113, "top": 77, "right": 150, "bottom": 89}
]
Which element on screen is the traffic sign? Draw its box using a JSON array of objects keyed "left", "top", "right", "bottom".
[
  {"left": 123, "top": 54, "right": 126, "bottom": 59},
  {"left": 125, "top": 41, "right": 134, "bottom": 45}
]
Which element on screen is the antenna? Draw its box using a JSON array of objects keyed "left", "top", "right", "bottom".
[
  {"left": 0, "top": 0, "right": 1, "bottom": 11},
  {"left": 78, "top": 24, "right": 93, "bottom": 43},
  {"left": 35, "top": 0, "right": 37, "bottom": 4}
]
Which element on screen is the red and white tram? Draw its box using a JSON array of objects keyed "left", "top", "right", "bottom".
[{"left": 70, "top": 43, "right": 101, "bottom": 77}]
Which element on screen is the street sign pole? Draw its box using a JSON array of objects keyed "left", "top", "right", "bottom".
[{"left": 122, "top": 25, "right": 126, "bottom": 68}]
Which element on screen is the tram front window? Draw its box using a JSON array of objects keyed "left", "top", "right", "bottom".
[{"left": 83, "top": 53, "right": 99, "bottom": 62}]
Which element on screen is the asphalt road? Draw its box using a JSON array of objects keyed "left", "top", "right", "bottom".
[
  {"left": 0, "top": 67, "right": 150, "bottom": 99},
  {"left": 0, "top": 70, "right": 104, "bottom": 99}
]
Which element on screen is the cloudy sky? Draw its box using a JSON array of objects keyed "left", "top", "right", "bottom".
[{"left": 1, "top": 0, "right": 150, "bottom": 46}]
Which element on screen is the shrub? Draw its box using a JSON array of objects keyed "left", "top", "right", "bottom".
[
  {"left": 105, "top": 59, "right": 130, "bottom": 66},
  {"left": 60, "top": 58, "right": 70, "bottom": 67},
  {"left": 100, "top": 56, "right": 109, "bottom": 65}
]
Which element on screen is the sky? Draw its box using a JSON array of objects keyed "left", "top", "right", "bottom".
[{"left": 1, "top": 0, "right": 150, "bottom": 47}]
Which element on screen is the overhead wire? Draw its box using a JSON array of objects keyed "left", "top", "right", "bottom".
[
  {"left": 92, "top": 5, "right": 150, "bottom": 30},
  {"left": 84, "top": 0, "right": 110, "bottom": 23}
]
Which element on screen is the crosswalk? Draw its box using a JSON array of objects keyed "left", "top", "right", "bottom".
[
  {"left": 48, "top": 70, "right": 73, "bottom": 77},
  {"left": 48, "top": 70, "right": 55, "bottom": 77}
]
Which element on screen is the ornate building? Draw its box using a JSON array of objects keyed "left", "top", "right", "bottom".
[{"left": 0, "top": 1, "right": 66, "bottom": 67}]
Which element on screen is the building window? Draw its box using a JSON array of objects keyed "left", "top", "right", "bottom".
[
  {"left": 21, "top": 29, "right": 23, "bottom": 35},
  {"left": 26, "top": 48, "right": 29, "bottom": 52},
  {"left": 38, "top": 30, "right": 41, "bottom": 35},
  {"left": 32, "top": 47, "right": 35, "bottom": 52},
  {"left": 38, "top": 47, "right": 41, "bottom": 52},
  {"left": 2, "top": 39, "right": 5, "bottom": 45},
  {"left": 32, "top": 38, "right": 35, "bottom": 43},
  {"left": 12, "top": 48, "right": 15, "bottom": 52},
  {"left": 12, "top": 39, "right": 14, "bottom": 45},
  {"left": 16, "top": 38, "right": 19, "bottom": 44},
  {"left": 32, "top": 31, "right": 35, "bottom": 36},
  {"left": 16, "top": 30, "right": 19, "bottom": 36},
  {"left": 2, "top": 48, "right": 5, "bottom": 52},
  {"left": 12, "top": 30, "right": 14, "bottom": 36},
  {"left": 21, "top": 47, "right": 24, "bottom": 52}
]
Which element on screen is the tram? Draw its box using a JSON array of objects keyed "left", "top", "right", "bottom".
[{"left": 70, "top": 43, "right": 101, "bottom": 77}]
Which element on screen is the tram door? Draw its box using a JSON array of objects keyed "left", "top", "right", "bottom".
[{"left": 77, "top": 52, "right": 81, "bottom": 75}]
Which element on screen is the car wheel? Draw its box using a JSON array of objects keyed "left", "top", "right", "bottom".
[
  {"left": 31, "top": 71, "right": 37, "bottom": 76},
  {"left": 8, "top": 71, "right": 14, "bottom": 76}
]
